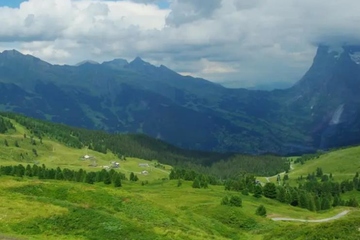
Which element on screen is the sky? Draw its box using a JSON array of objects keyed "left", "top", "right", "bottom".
[{"left": 0, "top": 0, "right": 359, "bottom": 89}]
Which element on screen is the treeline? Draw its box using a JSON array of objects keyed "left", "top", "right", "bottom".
[
  {"left": 0, "top": 112, "right": 289, "bottom": 176},
  {"left": 0, "top": 116, "right": 15, "bottom": 133},
  {"left": 222, "top": 168, "right": 359, "bottom": 212},
  {"left": 0, "top": 164, "right": 125, "bottom": 188},
  {"left": 294, "top": 152, "right": 324, "bottom": 165}
]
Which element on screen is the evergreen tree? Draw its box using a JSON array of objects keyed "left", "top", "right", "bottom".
[
  {"left": 307, "top": 194, "right": 316, "bottom": 212},
  {"left": 276, "top": 186, "right": 286, "bottom": 203},
  {"left": 177, "top": 179, "right": 182, "bottom": 187},
  {"left": 283, "top": 174, "right": 289, "bottom": 181},
  {"left": 241, "top": 188, "right": 249, "bottom": 196},
  {"left": 256, "top": 205, "right": 267, "bottom": 217},
  {"left": 4, "top": 139, "right": 8, "bottom": 147},
  {"left": 321, "top": 196, "right": 331, "bottom": 210},
  {"left": 192, "top": 178, "right": 201, "bottom": 188},
  {"left": 14, "top": 140, "right": 19, "bottom": 147},
  {"left": 263, "top": 182, "right": 277, "bottom": 199},
  {"left": 130, "top": 172, "right": 135, "bottom": 181},
  {"left": 103, "top": 171, "right": 112, "bottom": 185},
  {"left": 32, "top": 148, "right": 38, "bottom": 157},
  {"left": 253, "top": 185, "right": 263, "bottom": 198},
  {"left": 113, "top": 173, "right": 122, "bottom": 187},
  {"left": 229, "top": 195, "right": 242, "bottom": 207},
  {"left": 25, "top": 164, "right": 32, "bottom": 177},
  {"left": 85, "top": 172, "right": 96, "bottom": 184},
  {"left": 298, "top": 191, "right": 309, "bottom": 209}
]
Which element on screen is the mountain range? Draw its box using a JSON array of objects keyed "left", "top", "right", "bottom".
[{"left": 0, "top": 45, "right": 360, "bottom": 154}]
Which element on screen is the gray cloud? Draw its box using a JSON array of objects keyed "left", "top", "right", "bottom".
[
  {"left": 165, "top": 0, "right": 222, "bottom": 26},
  {"left": 1, "top": 0, "right": 360, "bottom": 88}
]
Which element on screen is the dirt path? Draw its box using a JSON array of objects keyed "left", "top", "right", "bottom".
[{"left": 271, "top": 210, "right": 350, "bottom": 222}]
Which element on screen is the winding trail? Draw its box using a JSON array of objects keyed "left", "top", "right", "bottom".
[{"left": 271, "top": 210, "right": 350, "bottom": 222}]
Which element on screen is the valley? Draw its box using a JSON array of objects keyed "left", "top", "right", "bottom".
[
  {"left": 1, "top": 45, "right": 360, "bottom": 154},
  {"left": 0, "top": 114, "right": 360, "bottom": 240}
]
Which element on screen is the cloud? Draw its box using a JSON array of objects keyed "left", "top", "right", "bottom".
[
  {"left": 1, "top": 0, "right": 360, "bottom": 88},
  {"left": 165, "top": 0, "right": 222, "bottom": 27}
]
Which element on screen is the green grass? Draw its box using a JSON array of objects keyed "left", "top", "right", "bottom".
[
  {"left": 0, "top": 132, "right": 171, "bottom": 182},
  {"left": 287, "top": 146, "right": 360, "bottom": 182},
  {"left": 1, "top": 122, "right": 360, "bottom": 239}
]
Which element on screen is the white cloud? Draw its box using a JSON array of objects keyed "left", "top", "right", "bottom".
[{"left": 1, "top": 0, "right": 360, "bottom": 88}]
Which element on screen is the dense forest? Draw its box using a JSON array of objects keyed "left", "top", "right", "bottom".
[{"left": 0, "top": 112, "right": 289, "bottom": 177}]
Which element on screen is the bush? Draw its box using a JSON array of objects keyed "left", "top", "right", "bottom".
[
  {"left": 221, "top": 195, "right": 242, "bottom": 207},
  {"left": 256, "top": 205, "right": 267, "bottom": 217}
]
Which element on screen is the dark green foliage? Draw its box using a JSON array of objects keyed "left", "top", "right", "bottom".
[
  {"left": 241, "top": 188, "right": 249, "bottom": 196},
  {"left": 192, "top": 178, "right": 201, "bottom": 188},
  {"left": 177, "top": 179, "right": 182, "bottom": 187},
  {"left": 85, "top": 172, "right": 96, "bottom": 184},
  {"left": 255, "top": 205, "right": 266, "bottom": 217},
  {"left": 283, "top": 174, "right": 289, "bottom": 181},
  {"left": 103, "top": 172, "right": 112, "bottom": 185},
  {"left": 4, "top": 139, "right": 8, "bottom": 146},
  {"left": 221, "top": 195, "right": 242, "bottom": 207},
  {"left": 0, "top": 112, "right": 289, "bottom": 177},
  {"left": 229, "top": 195, "right": 242, "bottom": 207},
  {"left": 0, "top": 116, "right": 15, "bottom": 133},
  {"left": 113, "top": 173, "right": 122, "bottom": 188},
  {"left": 316, "top": 167, "right": 323, "bottom": 177},
  {"left": 263, "top": 182, "right": 277, "bottom": 199},
  {"left": 253, "top": 185, "right": 263, "bottom": 198},
  {"left": 14, "top": 140, "right": 19, "bottom": 147},
  {"left": 32, "top": 148, "right": 38, "bottom": 157},
  {"left": 129, "top": 172, "right": 138, "bottom": 182},
  {"left": 0, "top": 164, "right": 125, "bottom": 190}
]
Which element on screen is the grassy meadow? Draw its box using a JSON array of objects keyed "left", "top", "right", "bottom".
[{"left": 1, "top": 119, "right": 360, "bottom": 239}]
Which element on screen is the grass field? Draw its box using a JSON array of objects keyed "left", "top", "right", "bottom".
[
  {"left": 0, "top": 127, "right": 171, "bottom": 182},
  {"left": 1, "top": 120, "right": 360, "bottom": 239}
]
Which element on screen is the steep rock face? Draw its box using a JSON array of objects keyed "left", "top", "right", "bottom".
[{"left": 289, "top": 45, "right": 360, "bottom": 149}]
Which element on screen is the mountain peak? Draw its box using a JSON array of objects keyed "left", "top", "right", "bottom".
[
  {"left": 1, "top": 49, "right": 25, "bottom": 57},
  {"left": 130, "top": 56, "right": 149, "bottom": 65},
  {"left": 75, "top": 60, "right": 99, "bottom": 66}
]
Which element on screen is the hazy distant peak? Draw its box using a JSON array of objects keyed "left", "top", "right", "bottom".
[
  {"left": 1, "top": 49, "right": 24, "bottom": 56},
  {"left": 75, "top": 60, "right": 100, "bottom": 66}
]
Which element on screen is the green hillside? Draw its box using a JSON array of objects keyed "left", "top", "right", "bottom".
[{"left": 1, "top": 114, "right": 360, "bottom": 239}]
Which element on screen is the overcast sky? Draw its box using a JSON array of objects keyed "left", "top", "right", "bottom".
[{"left": 0, "top": 0, "right": 359, "bottom": 88}]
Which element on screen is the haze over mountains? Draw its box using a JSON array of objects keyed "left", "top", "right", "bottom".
[{"left": 0, "top": 44, "right": 360, "bottom": 154}]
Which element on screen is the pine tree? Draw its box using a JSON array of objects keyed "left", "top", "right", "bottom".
[
  {"left": 130, "top": 172, "right": 135, "bottom": 181},
  {"left": 192, "top": 178, "right": 201, "bottom": 188},
  {"left": 103, "top": 171, "right": 112, "bottom": 185},
  {"left": 277, "top": 186, "right": 286, "bottom": 203},
  {"left": 177, "top": 179, "right": 182, "bottom": 187},
  {"left": 113, "top": 173, "right": 122, "bottom": 188},
  {"left": 4, "top": 139, "right": 8, "bottom": 147},
  {"left": 263, "top": 182, "right": 277, "bottom": 199},
  {"left": 253, "top": 185, "right": 263, "bottom": 198},
  {"left": 256, "top": 205, "right": 267, "bottom": 217},
  {"left": 229, "top": 195, "right": 242, "bottom": 207},
  {"left": 85, "top": 172, "right": 96, "bottom": 184}
]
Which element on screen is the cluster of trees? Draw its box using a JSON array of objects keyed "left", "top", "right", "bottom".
[
  {"left": 221, "top": 195, "right": 242, "bottom": 207},
  {"left": 0, "top": 112, "right": 289, "bottom": 177},
  {"left": 294, "top": 152, "right": 323, "bottom": 165},
  {"left": 0, "top": 164, "right": 125, "bottom": 188},
  {"left": 261, "top": 173, "right": 360, "bottom": 211},
  {"left": 221, "top": 168, "right": 359, "bottom": 212},
  {"left": 0, "top": 116, "right": 15, "bottom": 133},
  {"left": 169, "top": 168, "right": 219, "bottom": 189}
]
